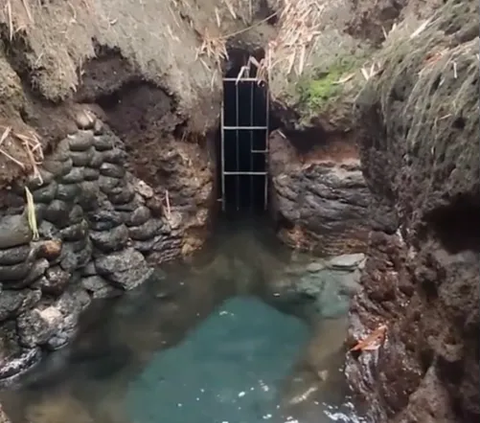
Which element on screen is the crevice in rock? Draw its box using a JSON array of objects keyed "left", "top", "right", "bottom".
[{"left": 424, "top": 195, "right": 480, "bottom": 254}]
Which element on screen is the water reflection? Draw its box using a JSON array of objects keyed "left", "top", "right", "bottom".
[{"left": 0, "top": 218, "right": 364, "bottom": 423}]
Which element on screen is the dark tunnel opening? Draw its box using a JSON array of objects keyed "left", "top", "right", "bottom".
[{"left": 216, "top": 49, "right": 279, "bottom": 216}]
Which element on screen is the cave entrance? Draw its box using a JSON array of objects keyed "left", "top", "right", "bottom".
[{"left": 218, "top": 56, "right": 269, "bottom": 215}]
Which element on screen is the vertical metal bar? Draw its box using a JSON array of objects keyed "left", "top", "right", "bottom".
[
  {"left": 235, "top": 80, "right": 240, "bottom": 211},
  {"left": 220, "top": 100, "right": 225, "bottom": 212},
  {"left": 249, "top": 81, "right": 254, "bottom": 212},
  {"left": 264, "top": 83, "right": 270, "bottom": 211}
]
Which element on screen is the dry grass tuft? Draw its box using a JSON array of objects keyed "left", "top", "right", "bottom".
[
  {"left": 267, "top": 0, "right": 326, "bottom": 76},
  {"left": 195, "top": 27, "right": 229, "bottom": 68}
]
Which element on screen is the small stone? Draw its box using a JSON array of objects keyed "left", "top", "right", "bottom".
[
  {"left": 76, "top": 239, "right": 93, "bottom": 269},
  {"left": 108, "top": 185, "right": 135, "bottom": 205},
  {"left": 126, "top": 206, "right": 151, "bottom": 227},
  {"left": 83, "top": 168, "right": 100, "bottom": 181},
  {"left": 43, "top": 266, "right": 70, "bottom": 296},
  {"left": 100, "top": 163, "right": 125, "bottom": 178},
  {"left": 75, "top": 111, "right": 96, "bottom": 129},
  {"left": 18, "top": 259, "right": 50, "bottom": 288},
  {"left": 102, "top": 148, "right": 127, "bottom": 164},
  {"left": 26, "top": 169, "right": 55, "bottom": 190},
  {"left": 52, "top": 139, "right": 71, "bottom": 161},
  {"left": 61, "top": 167, "right": 86, "bottom": 184},
  {"left": 59, "top": 243, "right": 78, "bottom": 272},
  {"left": 0, "top": 290, "right": 25, "bottom": 321},
  {"left": 43, "top": 200, "right": 71, "bottom": 227},
  {"left": 98, "top": 175, "right": 122, "bottom": 193},
  {"left": 68, "top": 131, "right": 94, "bottom": 151},
  {"left": 89, "top": 225, "right": 129, "bottom": 253},
  {"left": 146, "top": 196, "right": 164, "bottom": 217},
  {"left": 134, "top": 179, "right": 154, "bottom": 199},
  {"left": 0, "top": 214, "right": 33, "bottom": 249},
  {"left": 93, "top": 135, "right": 115, "bottom": 151},
  {"left": 37, "top": 220, "right": 59, "bottom": 240},
  {"left": 89, "top": 151, "right": 104, "bottom": 168},
  {"left": 43, "top": 158, "right": 73, "bottom": 177},
  {"left": 31, "top": 180, "right": 58, "bottom": 204},
  {"left": 77, "top": 181, "right": 101, "bottom": 211},
  {"left": 327, "top": 253, "right": 366, "bottom": 271},
  {"left": 115, "top": 200, "right": 141, "bottom": 212},
  {"left": 128, "top": 219, "right": 162, "bottom": 241},
  {"left": 87, "top": 209, "right": 124, "bottom": 231},
  {"left": 17, "top": 306, "right": 64, "bottom": 347},
  {"left": 56, "top": 183, "right": 80, "bottom": 202},
  {"left": 36, "top": 239, "right": 62, "bottom": 261},
  {"left": 0, "top": 244, "right": 31, "bottom": 266},
  {"left": 69, "top": 205, "right": 84, "bottom": 225},
  {"left": 0, "top": 289, "right": 42, "bottom": 321},
  {"left": 70, "top": 148, "right": 94, "bottom": 167},
  {"left": 93, "top": 119, "right": 104, "bottom": 135},
  {"left": 59, "top": 220, "right": 89, "bottom": 242}
]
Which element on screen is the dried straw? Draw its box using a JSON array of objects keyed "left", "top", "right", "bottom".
[
  {"left": 267, "top": 0, "right": 325, "bottom": 76},
  {"left": 0, "top": 126, "right": 44, "bottom": 182}
]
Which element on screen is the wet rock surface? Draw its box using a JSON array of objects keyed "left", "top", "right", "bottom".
[
  {"left": 0, "top": 128, "right": 185, "bottom": 383},
  {"left": 346, "top": 2, "right": 480, "bottom": 422},
  {"left": 269, "top": 131, "right": 370, "bottom": 255},
  {"left": 272, "top": 253, "right": 365, "bottom": 320}
]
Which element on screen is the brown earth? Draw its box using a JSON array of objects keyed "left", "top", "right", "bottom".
[{"left": 345, "top": 1, "right": 479, "bottom": 421}]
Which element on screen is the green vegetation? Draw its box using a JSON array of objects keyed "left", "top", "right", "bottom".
[{"left": 296, "top": 57, "right": 358, "bottom": 114}]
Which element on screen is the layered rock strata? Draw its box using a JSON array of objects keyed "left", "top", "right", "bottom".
[{"left": 269, "top": 130, "right": 371, "bottom": 256}]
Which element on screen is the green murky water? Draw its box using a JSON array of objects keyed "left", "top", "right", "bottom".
[{"left": 0, "top": 220, "right": 365, "bottom": 423}]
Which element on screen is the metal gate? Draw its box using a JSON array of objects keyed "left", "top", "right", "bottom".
[{"left": 219, "top": 75, "right": 269, "bottom": 212}]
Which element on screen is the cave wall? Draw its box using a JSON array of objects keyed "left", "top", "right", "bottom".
[
  {"left": 0, "top": 118, "right": 186, "bottom": 383},
  {"left": 345, "top": 1, "right": 479, "bottom": 421},
  {"left": 269, "top": 129, "right": 371, "bottom": 256}
]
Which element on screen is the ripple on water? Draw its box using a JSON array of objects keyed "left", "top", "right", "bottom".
[{"left": 126, "top": 296, "right": 310, "bottom": 423}]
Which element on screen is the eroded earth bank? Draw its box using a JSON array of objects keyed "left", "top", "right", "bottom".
[{"left": 0, "top": 0, "right": 478, "bottom": 422}]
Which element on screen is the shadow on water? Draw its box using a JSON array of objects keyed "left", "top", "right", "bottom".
[{"left": 0, "top": 217, "right": 365, "bottom": 423}]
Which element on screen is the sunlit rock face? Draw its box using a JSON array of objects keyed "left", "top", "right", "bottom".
[{"left": 126, "top": 297, "right": 309, "bottom": 423}]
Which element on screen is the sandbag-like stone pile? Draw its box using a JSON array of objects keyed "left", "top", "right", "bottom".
[{"left": 0, "top": 121, "right": 182, "bottom": 383}]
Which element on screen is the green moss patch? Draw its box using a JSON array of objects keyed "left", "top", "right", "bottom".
[{"left": 296, "top": 58, "right": 359, "bottom": 115}]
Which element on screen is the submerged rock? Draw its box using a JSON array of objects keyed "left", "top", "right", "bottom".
[{"left": 326, "top": 253, "right": 365, "bottom": 271}]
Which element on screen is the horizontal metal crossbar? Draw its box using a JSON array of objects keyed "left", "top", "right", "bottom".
[
  {"left": 251, "top": 150, "right": 269, "bottom": 153},
  {"left": 223, "top": 126, "right": 268, "bottom": 130},
  {"left": 223, "top": 77, "right": 263, "bottom": 82},
  {"left": 223, "top": 171, "right": 267, "bottom": 176}
]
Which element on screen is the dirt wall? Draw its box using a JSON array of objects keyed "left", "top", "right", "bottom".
[{"left": 345, "top": 1, "right": 479, "bottom": 421}]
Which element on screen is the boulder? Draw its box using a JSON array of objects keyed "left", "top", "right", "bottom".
[{"left": 95, "top": 248, "right": 153, "bottom": 290}]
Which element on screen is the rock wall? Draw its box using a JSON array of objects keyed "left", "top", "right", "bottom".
[
  {"left": 0, "top": 119, "right": 184, "bottom": 384},
  {"left": 269, "top": 130, "right": 371, "bottom": 256},
  {"left": 345, "top": 1, "right": 479, "bottom": 422}
]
